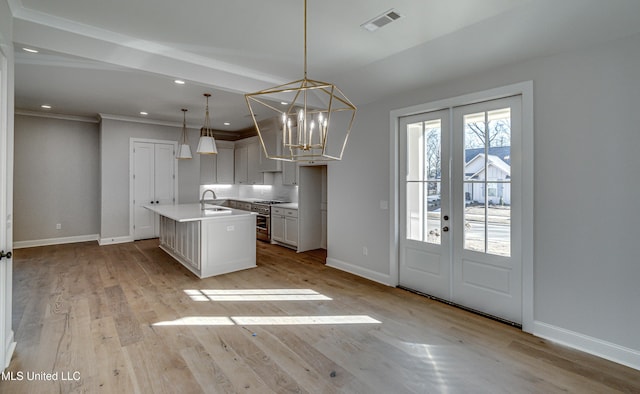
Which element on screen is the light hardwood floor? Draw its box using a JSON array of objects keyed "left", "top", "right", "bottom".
[{"left": 2, "top": 239, "right": 639, "bottom": 393}]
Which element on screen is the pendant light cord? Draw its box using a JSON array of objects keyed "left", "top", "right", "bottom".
[{"left": 304, "top": 0, "right": 307, "bottom": 79}]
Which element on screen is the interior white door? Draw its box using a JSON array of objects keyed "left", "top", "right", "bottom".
[
  {"left": 133, "top": 141, "right": 175, "bottom": 240},
  {"left": 399, "top": 96, "right": 523, "bottom": 324},
  {"left": 399, "top": 109, "right": 451, "bottom": 300},
  {"left": 133, "top": 142, "right": 156, "bottom": 239},
  {"left": 451, "top": 96, "right": 522, "bottom": 323},
  {"left": 0, "top": 49, "right": 16, "bottom": 370}
]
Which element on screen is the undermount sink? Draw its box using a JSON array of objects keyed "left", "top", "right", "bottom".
[{"left": 203, "top": 207, "right": 232, "bottom": 215}]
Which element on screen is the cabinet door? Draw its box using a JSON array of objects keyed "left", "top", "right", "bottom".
[
  {"left": 216, "top": 147, "right": 235, "bottom": 184},
  {"left": 258, "top": 117, "right": 282, "bottom": 172},
  {"left": 284, "top": 216, "right": 298, "bottom": 246},
  {"left": 235, "top": 145, "right": 248, "bottom": 184},
  {"left": 200, "top": 153, "right": 217, "bottom": 184},
  {"left": 282, "top": 161, "right": 298, "bottom": 185},
  {"left": 247, "top": 141, "right": 263, "bottom": 184},
  {"left": 271, "top": 215, "right": 285, "bottom": 242}
]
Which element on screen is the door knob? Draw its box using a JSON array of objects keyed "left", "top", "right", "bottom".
[
  {"left": 443, "top": 215, "right": 449, "bottom": 221},
  {"left": 0, "top": 250, "right": 12, "bottom": 259},
  {"left": 442, "top": 226, "right": 449, "bottom": 232}
]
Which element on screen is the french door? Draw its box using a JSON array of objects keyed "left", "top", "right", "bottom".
[{"left": 399, "top": 95, "right": 523, "bottom": 324}]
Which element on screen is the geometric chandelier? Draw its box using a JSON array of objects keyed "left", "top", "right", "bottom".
[{"left": 245, "top": 0, "right": 356, "bottom": 162}]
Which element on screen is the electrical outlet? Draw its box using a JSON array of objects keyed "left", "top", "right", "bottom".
[{"left": 56, "top": 223, "right": 62, "bottom": 230}]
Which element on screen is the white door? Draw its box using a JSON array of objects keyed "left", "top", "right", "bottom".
[
  {"left": 0, "top": 48, "right": 16, "bottom": 370},
  {"left": 400, "top": 96, "right": 523, "bottom": 324},
  {"left": 133, "top": 141, "right": 175, "bottom": 240},
  {"left": 399, "top": 109, "right": 451, "bottom": 300}
]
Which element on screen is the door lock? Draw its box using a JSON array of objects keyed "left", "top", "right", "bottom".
[{"left": 0, "top": 250, "right": 12, "bottom": 259}]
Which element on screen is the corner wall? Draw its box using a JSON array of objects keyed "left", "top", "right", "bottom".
[{"left": 328, "top": 32, "right": 640, "bottom": 368}]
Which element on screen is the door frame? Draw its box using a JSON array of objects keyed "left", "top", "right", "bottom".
[
  {"left": 129, "top": 138, "right": 179, "bottom": 240},
  {"left": 0, "top": 41, "right": 16, "bottom": 370},
  {"left": 389, "top": 81, "right": 534, "bottom": 332}
]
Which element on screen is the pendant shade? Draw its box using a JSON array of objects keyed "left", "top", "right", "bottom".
[
  {"left": 177, "top": 143, "right": 193, "bottom": 159},
  {"left": 196, "top": 135, "right": 218, "bottom": 154},
  {"left": 197, "top": 93, "right": 218, "bottom": 155},
  {"left": 176, "top": 108, "right": 193, "bottom": 159}
]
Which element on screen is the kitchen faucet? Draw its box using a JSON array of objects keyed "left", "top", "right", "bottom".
[{"left": 200, "top": 189, "right": 217, "bottom": 210}]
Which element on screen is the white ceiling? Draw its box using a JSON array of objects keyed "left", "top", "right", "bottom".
[{"left": 10, "top": 0, "right": 640, "bottom": 133}]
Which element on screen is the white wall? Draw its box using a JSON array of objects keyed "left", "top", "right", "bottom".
[
  {"left": 328, "top": 33, "right": 640, "bottom": 367},
  {"left": 99, "top": 117, "right": 200, "bottom": 240},
  {"left": 13, "top": 115, "right": 100, "bottom": 243}
]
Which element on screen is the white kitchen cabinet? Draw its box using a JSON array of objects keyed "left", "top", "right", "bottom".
[
  {"left": 271, "top": 213, "right": 285, "bottom": 243},
  {"left": 247, "top": 139, "right": 263, "bottom": 184},
  {"left": 235, "top": 137, "right": 264, "bottom": 184},
  {"left": 132, "top": 140, "right": 176, "bottom": 240},
  {"left": 284, "top": 215, "right": 298, "bottom": 246},
  {"left": 216, "top": 146, "right": 235, "bottom": 184},
  {"left": 272, "top": 206, "right": 298, "bottom": 248},
  {"left": 234, "top": 144, "right": 248, "bottom": 184},
  {"left": 200, "top": 142, "right": 234, "bottom": 185},
  {"left": 282, "top": 161, "right": 298, "bottom": 185},
  {"left": 256, "top": 117, "right": 282, "bottom": 172}
]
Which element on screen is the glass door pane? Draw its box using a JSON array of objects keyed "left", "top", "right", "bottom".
[
  {"left": 405, "top": 119, "right": 442, "bottom": 244},
  {"left": 462, "top": 107, "right": 512, "bottom": 256}
]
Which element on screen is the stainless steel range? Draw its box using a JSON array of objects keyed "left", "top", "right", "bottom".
[{"left": 251, "top": 200, "right": 287, "bottom": 241}]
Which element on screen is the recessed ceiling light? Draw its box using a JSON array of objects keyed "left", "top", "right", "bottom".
[
  {"left": 280, "top": 101, "right": 288, "bottom": 105},
  {"left": 41, "top": 104, "right": 51, "bottom": 109},
  {"left": 140, "top": 111, "right": 148, "bottom": 116},
  {"left": 23, "top": 47, "right": 39, "bottom": 53},
  {"left": 174, "top": 80, "right": 185, "bottom": 85},
  {"left": 223, "top": 122, "right": 231, "bottom": 126}
]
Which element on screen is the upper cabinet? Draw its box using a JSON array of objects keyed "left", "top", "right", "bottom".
[
  {"left": 199, "top": 140, "right": 234, "bottom": 185},
  {"left": 282, "top": 161, "right": 298, "bottom": 185},
  {"left": 256, "top": 117, "right": 282, "bottom": 173},
  {"left": 235, "top": 136, "right": 263, "bottom": 185}
]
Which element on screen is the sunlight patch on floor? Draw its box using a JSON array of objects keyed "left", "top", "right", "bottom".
[
  {"left": 153, "top": 315, "right": 381, "bottom": 326},
  {"left": 184, "top": 288, "right": 332, "bottom": 301}
]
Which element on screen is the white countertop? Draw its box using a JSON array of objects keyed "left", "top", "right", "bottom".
[
  {"left": 144, "top": 203, "right": 256, "bottom": 223},
  {"left": 275, "top": 202, "right": 298, "bottom": 209}
]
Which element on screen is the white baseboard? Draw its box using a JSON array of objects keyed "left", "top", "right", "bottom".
[
  {"left": 326, "top": 257, "right": 394, "bottom": 287},
  {"left": 13, "top": 234, "right": 99, "bottom": 249},
  {"left": 533, "top": 321, "right": 640, "bottom": 370},
  {"left": 98, "top": 236, "right": 134, "bottom": 246}
]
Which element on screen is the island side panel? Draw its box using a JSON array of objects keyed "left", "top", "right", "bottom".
[
  {"left": 200, "top": 214, "right": 257, "bottom": 278},
  {"left": 158, "top": 215, "right": 203, "bottom": 277}
]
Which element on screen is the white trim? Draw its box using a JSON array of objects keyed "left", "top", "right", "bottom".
[
  {"left": 100, "top": 113, "right": 182, "bottom": 128},
  {"left": 389, "top": 81, "right": 534, "bottom": 333},
  {"left": 534, "top": 321, "right": 640, "bottom": 371},
  {"left": 98, "top": 236, "right": 134, "bottom": 246},
  {"left": 13, "top": 234, "right": 99, "bottom": 249},
  {"left": 326, "top": 257, "right": 394, "bottom": 287},
  {"left": 15, "top": 109, "right": 99, "bottom": 123}
]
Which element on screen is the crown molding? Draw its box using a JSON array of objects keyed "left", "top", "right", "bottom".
[{"left": 15, "top": 109, "right": 99, "bottom": 123}]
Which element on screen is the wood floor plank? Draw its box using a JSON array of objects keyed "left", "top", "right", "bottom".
[{"left": 2, "top": 239, "right": 639, "bottom": 394}]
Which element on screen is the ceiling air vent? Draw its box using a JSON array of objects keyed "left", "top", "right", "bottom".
[{"left": 361, "top": 9, "right": 402, "bottom": 32}]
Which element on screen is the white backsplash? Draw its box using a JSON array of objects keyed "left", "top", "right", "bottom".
[{"left": 200, "top": 172, "right": 298, "bottom": 203}]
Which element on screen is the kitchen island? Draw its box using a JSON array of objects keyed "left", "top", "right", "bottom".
[{"left": 144, "top": 203, "right": 257, "bottom": 278}]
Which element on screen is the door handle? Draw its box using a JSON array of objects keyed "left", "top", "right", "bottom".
[
  {"left": 0, "top": 250, "right": 12, "bottom": 259},
  {"left": 442, "top": 226, "right": 449, "bottom": 232}
]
